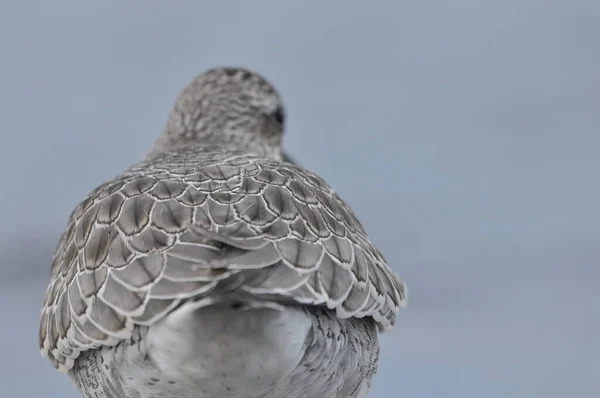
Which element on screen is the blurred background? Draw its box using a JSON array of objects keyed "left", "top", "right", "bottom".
[{"left": 1, "top": 1, "right": 598, "bottom": 397}]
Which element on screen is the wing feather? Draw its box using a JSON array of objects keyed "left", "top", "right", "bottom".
[{"left": 40, "top": 151, "right": 407, "bottom": 372}]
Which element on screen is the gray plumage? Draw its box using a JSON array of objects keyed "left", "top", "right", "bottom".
[{"left": 39, "top": 67, "right": 407, "bottom": 398}]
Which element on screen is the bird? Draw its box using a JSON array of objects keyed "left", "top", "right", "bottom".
[{"left": 39, "top": 67, "right": 407, "bottom": 398}]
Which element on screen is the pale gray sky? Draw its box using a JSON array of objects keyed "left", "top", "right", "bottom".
[{"left": 1, "top": 1, "right": 598, "bottom": 397}]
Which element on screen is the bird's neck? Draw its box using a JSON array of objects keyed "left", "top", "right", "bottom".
[{"left": 144, "top": 129, "right": 282, "bottom": 162}]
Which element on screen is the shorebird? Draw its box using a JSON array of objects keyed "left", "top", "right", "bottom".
[{"left": 39, "top": 67, "right": 407, "bottom": 398}]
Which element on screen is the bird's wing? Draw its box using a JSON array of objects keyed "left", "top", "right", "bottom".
[{"left": 40, "top": 152, "right": 407, "bottom": 372}]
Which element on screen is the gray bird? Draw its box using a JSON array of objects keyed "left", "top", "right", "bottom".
[{"left": 39, "top": 67, "right": 407, "bottom": 398}]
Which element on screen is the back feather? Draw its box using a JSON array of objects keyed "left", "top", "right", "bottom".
[{"left": 40, "top": 148, "right": 407, "bottom": 372}]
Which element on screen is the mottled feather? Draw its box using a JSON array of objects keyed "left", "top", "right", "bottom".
[{"left": 40, "top": 148, "right": 406, "bottom": 371}]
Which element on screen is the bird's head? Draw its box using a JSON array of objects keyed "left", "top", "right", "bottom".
[{"left": 149, "top": 67, "right": 286, "bottom": 160}]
